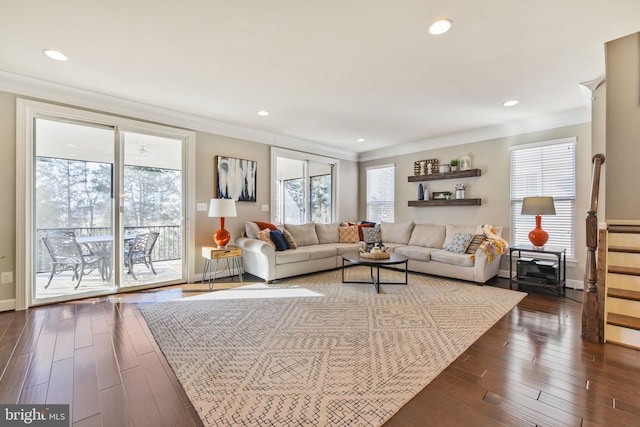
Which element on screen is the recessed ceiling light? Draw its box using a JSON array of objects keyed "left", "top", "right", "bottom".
[
  {"left": 43, "top": 49, "right": 68, "bottom": 61},
  {"left": 429, "top": 18, "right": 452, "bottom": 35},
  {"left": 502, "top": 100, "right": 519, "bottom": 107},
  {"left": 356, "top": 138, "right": 365, "bottom": 142},
  {"left": 257, "top": 110, "right": 269, "bottom": 116}
]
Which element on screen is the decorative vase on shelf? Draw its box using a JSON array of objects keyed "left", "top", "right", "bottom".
[{"left": 418, "top": 183, "right": 424, "bottom": 200}]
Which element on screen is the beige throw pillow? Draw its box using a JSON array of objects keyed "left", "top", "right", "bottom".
[
  {"left": 408, "top": 224, "right": 446, "bottom": 248},
  {"left": 380, "top": 221, "right": 415, "bottom": 244},
  {"left": 315, "top": 222, "right": 340, "bottom": 244},
  {"left": 256, "top": 229, "right": 276, "bottom": 249}
]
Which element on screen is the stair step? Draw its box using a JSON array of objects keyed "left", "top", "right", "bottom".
[
  {"left": 607, "top": 313, "right": 640, "bottom": 331},
  {"left": 608, "top": 246, "right": 640, "bottom": 254},
  {"left": 609, "top": 225, "right": 640, "bottom": 234},
  {"left": 607, "top": 287, "right": 640, "bottom": 302},
  {"left": 608, "top": 266, "right": 640, "bottom": 276}
]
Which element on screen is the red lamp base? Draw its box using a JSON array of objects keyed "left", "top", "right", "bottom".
[
  {"left": 528, "top": 215, "right": 549, "bottom": 247},
  {"left": 214, "top": 217, "right": 230, "bottom": 248}
]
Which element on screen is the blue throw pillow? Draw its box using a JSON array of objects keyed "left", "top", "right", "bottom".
[
  {"left": 361, "top": 220, "right": 376, "bottom": 227},
  {"left": 270, "top": 229, "right": 289, "bottom": 251}
]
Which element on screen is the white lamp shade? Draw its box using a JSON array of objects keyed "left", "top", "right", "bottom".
[
  {"left": 521, "top": 197, "right": 556, "bottom": 215},
  {"left": 208, "top": 198, "right": 237, "bottom": 218}
]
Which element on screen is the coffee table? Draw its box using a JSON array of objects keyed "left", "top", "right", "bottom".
[{"left": 341, "top": 251, "right": 409, "bottom": 293}]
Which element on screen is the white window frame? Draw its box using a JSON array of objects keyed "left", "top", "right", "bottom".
[
  {"left": 366, "top": 164, "right": 395, "bottom": 223},
  {"left": 270, "top": 147, "right": 338, "bottom": 225},
  {"left": 16, "top": 99, "right": 197, "bottom": 310},
  {"left": 509, "top": 137, "right": 576, "bottom": 258}
]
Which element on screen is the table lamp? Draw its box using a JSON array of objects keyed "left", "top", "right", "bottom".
[
  {"left": 521, "top": 196, "right": 556, "bottom": 248},
  {"left": 208, "top": 198, "right": 237, "bottom": 248}
]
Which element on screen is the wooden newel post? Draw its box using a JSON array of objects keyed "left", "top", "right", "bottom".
[{"left": 581, "top": 154, "right": 605, "bottom": 343}]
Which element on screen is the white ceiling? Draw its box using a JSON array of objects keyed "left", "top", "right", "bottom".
[{"left": 2, "top": 1, "right": 640, "bottom": 160}]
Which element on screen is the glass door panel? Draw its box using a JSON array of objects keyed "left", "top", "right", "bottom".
[
  {"left": 34, "top": 118, "right": 115, "bottom": 302},
  {"left": 121, "top": 131, "right": 184, "bottom": 287}
]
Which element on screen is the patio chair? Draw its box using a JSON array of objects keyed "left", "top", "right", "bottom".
[
  {"left": 42, "top": 234, "right": 104, "bottom": 289},
  {"left": 124, "top": 231, "right": 160, "bottom": 280}
]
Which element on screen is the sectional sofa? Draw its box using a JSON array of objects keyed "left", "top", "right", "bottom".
[{"left": 236, "top": 221, "right": 506, "bottom": 284}]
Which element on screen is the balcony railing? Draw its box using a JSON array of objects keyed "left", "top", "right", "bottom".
[{"left": 36, "top": 225, "right": 182, "bottom": 273}]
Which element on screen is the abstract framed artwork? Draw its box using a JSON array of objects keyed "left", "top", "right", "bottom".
[{"left": 215, "top": 156, "right": 257, "bottom": 202}]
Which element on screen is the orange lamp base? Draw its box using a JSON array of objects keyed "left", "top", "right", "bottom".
[
  {"left": 214, "top": 217, "right": 230, "bottom": 248},
  {"left": 528, "top": 215, "right": 549, "bottom": 247}
]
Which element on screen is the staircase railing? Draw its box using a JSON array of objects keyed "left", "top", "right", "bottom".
[{"left": 581, "top": 153, "right": 605, "bottom": 343}]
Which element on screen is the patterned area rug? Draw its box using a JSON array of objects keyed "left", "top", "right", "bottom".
[{"left": 140, "top": 270, "right": 526, "bottom": 426}]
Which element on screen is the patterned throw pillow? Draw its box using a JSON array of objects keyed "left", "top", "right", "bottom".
[
  {"left": 339, "top": 226, "right": 360, "bottom": 243},
  {"left": 465, "top": 234, "right": 487, "bottom": 254},
  {"left": 362, "top": 224, "right": 382, "bottom": 244},
  {"left": 282, "top": 229, "right": 297, "bottom": 249},
  {"left": 256, "top": 229, "right": 276, "bottom": 249},
  {"left": 444, "top": 233, "right": 474, "bottom": 254}
]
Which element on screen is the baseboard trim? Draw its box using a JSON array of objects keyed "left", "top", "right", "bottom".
[{"left": 0, "top": 299, "right": 16, "bottom": 312}]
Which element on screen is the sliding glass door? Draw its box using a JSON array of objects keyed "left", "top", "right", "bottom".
[{"left": 32, "top": 116, "right": 186, "bottom": 304}]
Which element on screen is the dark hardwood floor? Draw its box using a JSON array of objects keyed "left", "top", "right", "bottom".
[{"left": 1, "top": 275, "right": 639, "bottom": 426}]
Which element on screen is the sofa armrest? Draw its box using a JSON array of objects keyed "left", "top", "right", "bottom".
[
  {"left": 473, "top": 247, "right": 502, "bottom": 283},
  {"left": 236, "top": 237, "right": 276, "bottom": 281}
]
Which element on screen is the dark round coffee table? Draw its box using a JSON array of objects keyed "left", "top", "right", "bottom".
[{"left": 341, "top": 251, "right": 409, "bottom": 293}]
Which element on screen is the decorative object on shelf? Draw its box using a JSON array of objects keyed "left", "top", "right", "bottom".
[
  {"left": 521, "top": 196, "right": 556, "bottom": 248},
  {"left": 438, "top": 164, "right": 450, "bottom": 173},
  {"left": 433, "top": 191, "right": 452, "bottom": 200},
  {"left": 443, "top": 191, "right": 452, "bottom": 199},
  {"left": 418, "top": 183, "right": 424, "bottom": 200},
  {"left": 209, "top": 198, "right": 237, "bottom": 248},
  {"left": 450, "top": 159, "right": 459, "bottom": 172},
  {"left": 460, "top": 155, "right": 472, "bottom": 171},
  {"left": 455, "top": 183, "right": 466, "bottom": 199},
  {"left": 215, "top": 155, "right": 257, "bottom": 201},
  {"left": 414, "top": 159, "right": 438, "bottom": 175}
]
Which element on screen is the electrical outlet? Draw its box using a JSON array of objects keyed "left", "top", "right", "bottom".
[
  {"left": 1, "top": 272, "right": 12, "bottom": 284},
  {"left": 197, "top": 203, "right": 208, "bottom": 212},
  {"left": 261, "top": 204, "right": 269, "bottom": 212}
]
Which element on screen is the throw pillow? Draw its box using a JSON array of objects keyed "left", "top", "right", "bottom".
[
  {"left": 245, "top": 221, "right": 261, "bottom": 239},
  {"left": 362, "top": 224, "right": 381, "bottom": 244},
  {"left": 282, "top": 229, "right": 297, "bottom": 249},
  {"left": 347, "top": 222, "right": 371, "bottom": 240},
  {"left": 444, "top": 233, "right": 474, "bottom": 254},
  {"left": 285, "top": 223, "right": 320, "bottom": 246},
  {"left": 339, "top": 226, "right": 360, "bottom": 243},
  {"left": 270, "top": 229, "right": 289, "bottom": 251},
  {"left": 315, "top": 222, "right": 340, "bottom": 244},
  {"left": 442, "top": 224, "right": 477, "bottom": 248},
  {"left": 465, "top": 234, "right": 487, "bottom": 254},
  {"left": 254, "top": 221, "right": 278, "bottom": 231},
  {"left": 256, "top": 229, "right": 276, "bottom": 250}
]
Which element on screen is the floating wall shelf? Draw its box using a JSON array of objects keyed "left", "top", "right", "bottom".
[
  {"left": 408, "top": 198, "right": 482, "bottom": 207},
  {"left": 407, "top": 168, "right": 481, "bottom": 182}
]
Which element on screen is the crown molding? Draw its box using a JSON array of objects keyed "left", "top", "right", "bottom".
[
  {"left": 357, "top": 107, "right": 591, "bottom": 162},
  {"left": 0, "top": 71, "right": 359, "bottom": 162}
]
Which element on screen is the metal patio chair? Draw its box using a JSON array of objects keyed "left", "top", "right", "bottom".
[
  {"left": 42, "top": 234, "right": 104, "bottom": 289},
  {"left": 124, "top": 231, "right": 160, "bottom": 280}
]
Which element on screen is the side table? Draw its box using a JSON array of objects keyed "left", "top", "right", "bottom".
[
  {"left": 509, "top": 245, "right": 566, "bottom": 296},
  {"left": 202, "top": 245, "right": 243, "bottom": 290}
]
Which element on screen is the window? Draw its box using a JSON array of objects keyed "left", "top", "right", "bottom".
[
  {"left": 510, "top": 138, "right": 576, "bottom": 257},
  {"left": 272, "top": 148, "right": 336, "bottom": 225},
  {"left": 366, "top": 164, "right": 395, "bottom": 222}
]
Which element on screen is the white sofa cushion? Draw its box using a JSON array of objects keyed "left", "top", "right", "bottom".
[
  {"left": 431, "top": 250, "right": 475, "bottom": 267},
  {"left": 381, "top": 221, "right": 414, "bottom": 244},
  {"left": 275, "top": 250, "right": 310, "bottom": 264},
  {"left": 315, "top": 222, "right": 340, "bottom": 244},
  {"left": 298, "top": 245, "right": 337, "bottom": 260},
  {"left": 395, "top": 246, "right": 440, "bottom": 262},
  {"left": 408, "top": 224, "right": 446, "bottom": 248},
  {"left": 285, "top": 223, "right": 320, "bottom": 246}
]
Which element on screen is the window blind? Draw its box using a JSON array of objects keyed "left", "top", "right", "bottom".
[
  {"left": 510, "top": 140, "right": 576, "bottom": 257},
  {"left": 366, "top": 164, "right": 395, "bottom": 222}
]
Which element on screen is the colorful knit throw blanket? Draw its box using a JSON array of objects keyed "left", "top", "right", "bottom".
[{"left": 473, "top": 224, "right": 509, "bottom": 263}]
